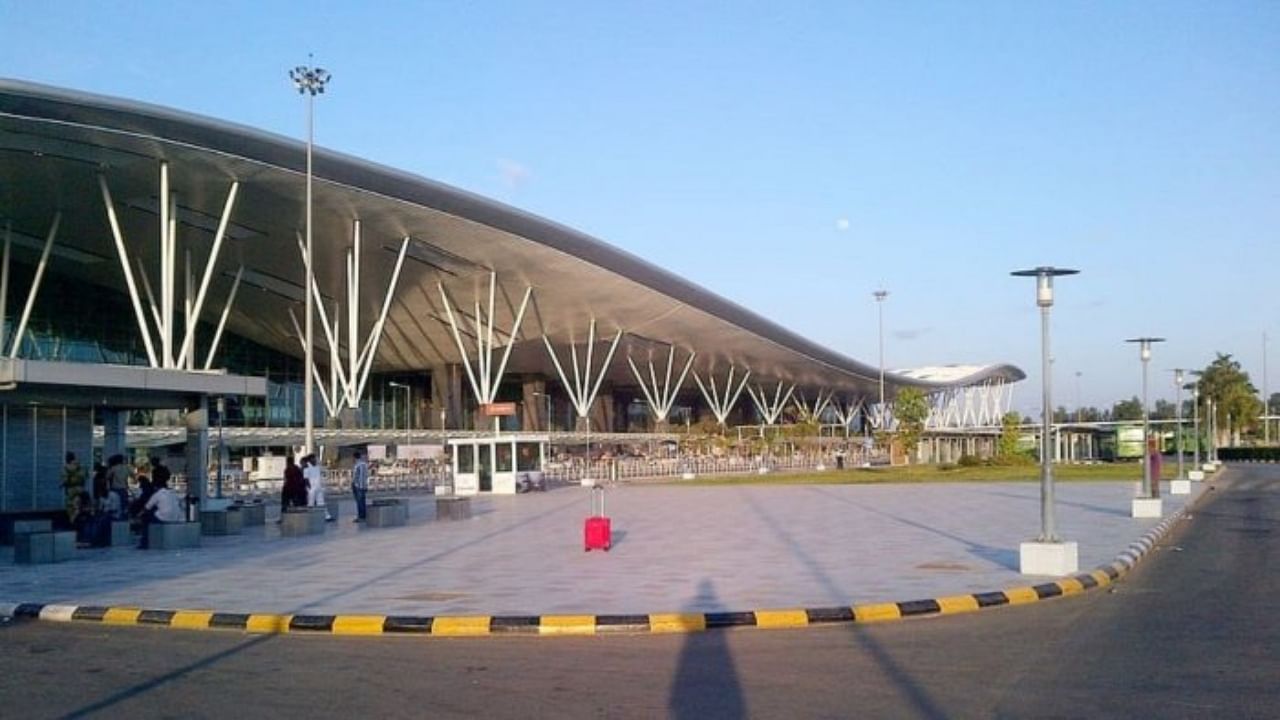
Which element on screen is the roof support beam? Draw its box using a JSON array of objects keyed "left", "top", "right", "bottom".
[
  {"left": 439, "top": 272, "right": 534, "bottom": 408},
  {"left": 98, "top": 174, "right": 159, "bottom": 368},
  {"left": 627, "top": 345, "right": 695, "bottom": 423},
  {"left": 692, "top": 365, "right": 750, "bottom": 426},
  {"left": 746, "top": 380, "right": 794, "bottom": 426},
  {"left": 542, "top": 319, "right": 623, "bottom": 419},
  {"left": 8, "top": 212, "right": 59, "bottom": 358}
]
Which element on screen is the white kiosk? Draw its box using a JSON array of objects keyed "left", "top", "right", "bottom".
[{"left": 447, "top": 435, "right": 548, "bottom": 495}]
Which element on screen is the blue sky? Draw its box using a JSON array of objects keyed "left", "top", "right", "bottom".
[{"left": 2, "top": 1, "right": 1277, "bottom": 413}]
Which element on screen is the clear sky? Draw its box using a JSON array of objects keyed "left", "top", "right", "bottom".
[{"left": 2, "top": 1, "right": 1277, "bottom": 414}]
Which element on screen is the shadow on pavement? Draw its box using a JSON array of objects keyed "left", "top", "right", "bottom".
[
  {"left": 740, "top": 490, "right": 950, "bottom": 718},
  {"left": 60, "top": 633, "right": 276, "bottom": 719},
  {"left": 807, "top": 487, "right": 1019, "bottom": 571},
  {"left": 669, "top": 580, "right": 745, "bottom": 719}
]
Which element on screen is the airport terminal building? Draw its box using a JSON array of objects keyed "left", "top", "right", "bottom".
[{"left": 0, "top": 79, "right": 1022, "bottom": 509}]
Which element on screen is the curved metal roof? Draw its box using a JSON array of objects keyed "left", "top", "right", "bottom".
[{"left": 0, "top": 78, "right": 1024, "bottom": 400}]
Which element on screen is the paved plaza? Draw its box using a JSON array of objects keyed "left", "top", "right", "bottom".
[{"left": 1, "top": 479, "right": 1203, "bottom": 618}]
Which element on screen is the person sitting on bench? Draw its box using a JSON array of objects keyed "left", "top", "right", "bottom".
[{"left": 137, "top": 475, "right": 183, "bottom": 549}]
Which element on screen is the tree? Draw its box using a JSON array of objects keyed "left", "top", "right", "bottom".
[
  {"left": 1152, "top": 399, "right": 1177, "bottom": 420},
  {"left": 1111, "top": 396, "right": 1144, "bottom": 421},
  {"left": 997, "top": 411, "right": 1026, "bottom": 460},
  {"left": 893, "top": 387, "right": 930, "bottom": 464},
  {"left": 1195, "top": 353, "right": 1262, "bottom": 444}
]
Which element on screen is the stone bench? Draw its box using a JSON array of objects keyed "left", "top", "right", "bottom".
[
  {"left": 15, "top": 531, "right": 75, "bottom": 564},
  {"left": 435, "top": 496, "right": 472, "bottom": 521},
  {"left": 367, "top": 499, "right": 408, "bottom": 528},
  {"left": 200, "top": 508, "right": 244, "bottom": 536},
  {"left": 280, "top": 507, "right": 326, "bottom": 537},
  {"left": 147, "top": 522, "right": 202, "bottom": 550},
  {"left": 234, "top": 502, "right": 267, "bottom": 527},
  {"left": 8, "top": 519, "right": 54, "bottom": 547},
  {"left": 108, "top": 521, "right": 133, "bottom": 547}
]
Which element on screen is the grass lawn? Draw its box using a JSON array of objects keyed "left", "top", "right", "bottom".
[{"left": 667, "top": 461, "right": 1181, "bottom": 486}]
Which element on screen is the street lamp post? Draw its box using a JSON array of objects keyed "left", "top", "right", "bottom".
[
  {"left": 1011, "top": 266, "right": 1079, "bottom": 576},
  {"left": 216, "top": 396, "right": 225, "bottom": 499},
  {"left": 873, "top": 289, "right": 888, "bottom": 429},
  {"left": 389, "top": 382, "right": 411, "bottom": 450},
  {"left": 1172, "top": 369, "right": 1186, "bottom": 480},
  {"left": 1126, "top": 337, "right": 1165, "bottom": 517},
  {"left": 1187, "top": 383, "right": 1202, "bottom": 478},
  {"left": 289, "top": 59, "right": 331, "bottom": 456}
]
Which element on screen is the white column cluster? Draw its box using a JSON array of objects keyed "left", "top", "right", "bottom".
[
  {"left": 627, "top": 346, "right": 695, "bottom": 423},
  {"left": 542, "top": 318, "right": 622, "bottom": 420},
  {"left": 97, "top": 164, "right": 242, "bottom": 370},
  {"left": 692, "top": 365, "right": 751, "bottom": 426},
  {"left": 439, "top": 271, "right": 534, "bottom": 409},
  {"left": 289, "top": 223, "right": 411, "bottom": 417},
  {"left": 746, "top": 380, "right": 795, "bottom": 425}
]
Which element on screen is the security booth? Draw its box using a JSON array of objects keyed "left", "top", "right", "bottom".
[{"left": 447, "top": 435, "right": 548, "bottom": 495}]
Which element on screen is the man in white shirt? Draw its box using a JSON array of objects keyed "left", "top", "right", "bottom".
[
  {"left": 139, "top": 477, "right": 183, "bottom": 548},
  {"left": 304, "top": 454, "right": 332, "bottom": 521}
]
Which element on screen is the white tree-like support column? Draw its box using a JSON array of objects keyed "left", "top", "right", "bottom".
[
  {"left": 747, "top": 380, "right": 795, "bottom": 426},
  {"left": 440, "top": 272, "right": 534, "bottom": 408},
  {"left": 792, "top": 389, "right": 833, "bottom": 424},
  {"left": 692, "top": 365, "right": 751, "bottom": 426},
  {"left": 98, "top": 165, "right": 241, "bottom": 370},
  {"left": 295, "top": 225, "right": 411, "bottom": 414},
  {"left": 831, "top": 396, "right": 864, "bottom": 430},
  {"left": 627, "top": 346, "right": 695, "bottom": 423},
  {"left": 5, "top": 212, "right": 59, "bottom": 358},
  {"left": 542, "top": 319, "right": 623, "bottom": 420}
]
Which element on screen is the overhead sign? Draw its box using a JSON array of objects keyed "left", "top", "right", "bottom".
[{"left": 481, "top": 402, "right": 517, "bottom": 416}]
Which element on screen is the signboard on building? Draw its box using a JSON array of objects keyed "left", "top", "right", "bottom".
[
  {"left": 367, "top": 444, "right": 387, "bottom": 461},
  {"left": 399, "top": 444, "right": 444, "bottom": 460},
  {"left": 480, "top": 402, "right": 517, "bottom": 416}
]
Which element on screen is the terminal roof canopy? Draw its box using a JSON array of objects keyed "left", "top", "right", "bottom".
[{"left": 0, "top": 79, "right": 1023, "bottom": 400}]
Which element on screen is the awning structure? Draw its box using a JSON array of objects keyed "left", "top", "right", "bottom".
[{"left": 0, "top": 78, "right": 1023, "bottom": 419}]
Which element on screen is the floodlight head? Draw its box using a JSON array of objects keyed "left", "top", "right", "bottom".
[
  {"left": 873, "top": 289, "right": 889, "bottom": 302},
  {"left": 1125, "top": 337, "right": 1165, "bottom": 362},
  {"left": 1010, "top": 266, "right": 1078, "bottom": 307},
  {"left": 289, "top": 64, "right": 332, "bottom": 96}
]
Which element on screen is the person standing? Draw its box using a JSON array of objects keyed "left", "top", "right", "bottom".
[
  {"left": 304, "top": 454, "right": 332, "bottom": 521},
  {"left": 351, "top": 451, "right": 369, "bottom": 523},
  {"left": 61, "top": 452, "right": 86, "bottom": 522},
  {"left": 106, "top": 454, "right": 132, "bottom": 518},
  {"left": 280, "top": 455, "right": 308, "bottom": 512}
]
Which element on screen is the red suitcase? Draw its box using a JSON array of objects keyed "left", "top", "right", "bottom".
[{"left": 584, "top": 486, "right": 611, "bottom": 551}]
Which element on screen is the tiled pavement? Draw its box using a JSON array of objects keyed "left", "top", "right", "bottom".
[{"left": 0, "top": 479, "right": 1204, "bottom": 617}]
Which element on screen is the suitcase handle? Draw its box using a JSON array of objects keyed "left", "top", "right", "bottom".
[{"left": 590, "top": 484, "right": 605, "bottom": 516}]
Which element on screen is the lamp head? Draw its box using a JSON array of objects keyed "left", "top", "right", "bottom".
[{"left": 1010, "top": 266, "right": 1078, "bottom": 307}]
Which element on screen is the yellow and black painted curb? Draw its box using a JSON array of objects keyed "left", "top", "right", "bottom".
[{"left": 0, "top": 509, "right": 1187, "bottom": 638}]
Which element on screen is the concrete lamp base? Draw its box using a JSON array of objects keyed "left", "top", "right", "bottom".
[
  {"left": 1132, "top": 498, "right": 1163, "bottom": 518},
  {"left": 1188, "top": 470, "right": 1205, "bottom": 481},
  {"left": 1170, "top": 479, "right": 1191, "bottom": 495},
  {"left": 1020, "top": 541, "right": 1079, "bottom": 576}
]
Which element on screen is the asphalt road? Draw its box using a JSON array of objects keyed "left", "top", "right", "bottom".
[{"left": 2, "top": 465, "right": 1276, "bottom": 720}]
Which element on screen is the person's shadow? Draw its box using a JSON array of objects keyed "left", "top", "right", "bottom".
[{"left": 668, "top": 579, "right": 746, "bottom": 719}]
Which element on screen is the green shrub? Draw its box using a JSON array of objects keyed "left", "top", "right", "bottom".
[{"left": 957, "top": 454, "right": 983, "bottom": 468}]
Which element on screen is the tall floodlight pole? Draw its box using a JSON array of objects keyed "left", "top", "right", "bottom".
[
  {"left": 873, "top": 289, "right": 889, "bottom": 428},
  {"left": 290, "top": 59, "right": 331, "bottom": 455},
  {"left": 1011, "top": 267, "right": 1079, "bottom": 575},
  {"left": 389, "top": 382, "right": 411, "bottom": 449},
  {"left": 1126, "top": 338, "right": 1165, "bottom": 514},
  {"left": 1189, "top": 383, "right": 1200, "bottom": 469},
  {"left": 1264, "top": 332, "right": 1270, "bottom": 444},
  {"left": 1172, "top": 369, "right": 1186, "bottom": 480},
  {"left": 1070, "top": 368, "right": 1080, "bottom": 420}
]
